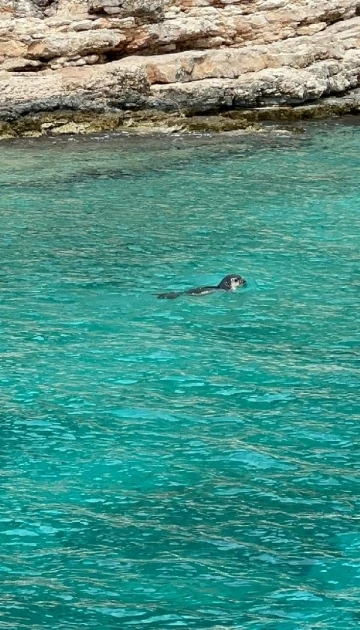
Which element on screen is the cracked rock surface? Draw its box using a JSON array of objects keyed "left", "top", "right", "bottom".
[{"left": 0, "top": 0, "right": 360, "bottom": 127}]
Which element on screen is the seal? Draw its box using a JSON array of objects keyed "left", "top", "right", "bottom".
[{"left": 157, "top": 274, "right": 246, "bottom": 299}]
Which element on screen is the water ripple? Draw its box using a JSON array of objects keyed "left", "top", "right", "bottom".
[{"left": 0, "top": 122, "right": 359, "bottom": 629}]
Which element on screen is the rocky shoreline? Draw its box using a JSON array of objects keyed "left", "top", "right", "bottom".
[
  {"left": 1, "top": 94, "right": 359, "bottom": 139},
  {"left": 1, "top": 0, "right": 360, "bottom": 139}
]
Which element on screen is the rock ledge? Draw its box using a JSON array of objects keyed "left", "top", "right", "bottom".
[{"left": 0, "top": 0, "right": 360, "bottom": 136}]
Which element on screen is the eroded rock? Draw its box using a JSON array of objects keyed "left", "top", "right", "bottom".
[
  {"left": 27, "top": 29, "right": 126, "bottom": 59},
  {"left": 89, "top": 0, "right": 165, "bottom": 22},
  {"left": 0, "top": 0, "right": 359, "bottom": 134}
]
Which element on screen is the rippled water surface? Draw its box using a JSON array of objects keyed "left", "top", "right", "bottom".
[{"left": 0, "top": 124, "right": 359, "bottom": 629}]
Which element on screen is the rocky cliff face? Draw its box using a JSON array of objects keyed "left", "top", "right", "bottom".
[{"left": 1, "top": 0, "right": 360, "bottom": 134}]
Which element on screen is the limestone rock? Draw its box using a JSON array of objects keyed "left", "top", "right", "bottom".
[
  {"left": 89, "top": 0, "right": 165, "bottom": 22},
  {"left": 27, "top": 29, "right": 126, "bottom": 59},
  {"left": 2, "top": 55, "right": 43, "bottom": 69},
  {"left": 0, "top": 0, "right": 360, "bottom": 126}
]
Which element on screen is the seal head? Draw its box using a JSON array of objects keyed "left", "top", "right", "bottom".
[{"left": 217, "top": 274, "right": 246, "bottom": 291}]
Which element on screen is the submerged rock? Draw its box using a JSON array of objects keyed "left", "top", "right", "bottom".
[{"left": 1, "top": 96, "right": 359, "bottom": 140}]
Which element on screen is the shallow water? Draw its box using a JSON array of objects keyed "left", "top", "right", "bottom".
[{"left": 0, "top": 124, "right": 359, "bottom": 629}]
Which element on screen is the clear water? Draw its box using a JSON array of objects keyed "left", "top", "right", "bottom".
[{"left": 0, "top": 124, "right": 359, "bottom": 629}]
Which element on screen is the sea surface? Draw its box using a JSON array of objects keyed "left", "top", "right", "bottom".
[{"left": 0, "top": 123, "right": 359, "bottom": 629}]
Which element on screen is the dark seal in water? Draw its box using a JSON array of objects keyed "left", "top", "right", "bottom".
[{"left": 157, "top": 274, "right": 246, "bottom": 299}]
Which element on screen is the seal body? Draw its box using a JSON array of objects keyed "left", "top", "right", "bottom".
[{"left": 157, "top": 274, "right": 246, "bottom": 299}]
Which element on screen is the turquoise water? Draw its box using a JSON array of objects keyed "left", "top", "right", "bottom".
[{"left": 0, "top": 124, "right": 359, "bottom": 629}]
